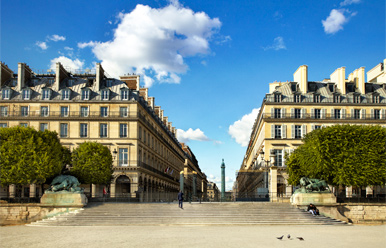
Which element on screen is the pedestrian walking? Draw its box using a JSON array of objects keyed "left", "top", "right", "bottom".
[{"left": 178, "top": 191, "right": 184, "bottom": 209}]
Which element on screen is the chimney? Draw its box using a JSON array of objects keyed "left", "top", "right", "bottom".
[
  {"left": 293, "top": 65, "right": 308, "bottom": 93},
  {"left": 55, "top": 62, "right": 69, "bottom": 91},
  {"left": 148, "top": 97, "right": 155, "bottom": 109},
  {"left": 96, "top": 63, "right": 104, "bottom": 91},
  {"left": 160, "top": 109, "right": 164, "bottom": 120},
  {"left": 0, "top": 62, "right": 14, "bottom": 87},
  {"left": 139, "top": 88, "right": 148, "bottom": 101},
  {"left": 330, "top": 67, "right": 346, "bottom": 94},
  {"left": 17, "top": 63, "right": 33, "bottom": 91},
  {"left": 163, "top": 116, "right": 168, "bottom": 126},
  {"left": 348, "top": 67, "right": 365, "bottom": 93},
  {"left": 120, "top": 75, "right": 140, "bottom": 90}
]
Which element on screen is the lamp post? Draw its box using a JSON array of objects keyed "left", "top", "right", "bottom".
[
  {"left": 113, "top": 148, "right": 118, "bottom": 166},
  {"left": 259, "top": 150, "right": 276, "bottom": 189}
]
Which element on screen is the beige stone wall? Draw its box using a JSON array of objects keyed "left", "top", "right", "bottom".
[{"left": 338, "top": 203, "right": 386, "bottom": 224}]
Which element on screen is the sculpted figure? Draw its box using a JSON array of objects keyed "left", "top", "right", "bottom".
[
  {"left": 295, "top": 177, "right": 330, "bottom": 194},
  {"left": 45, "top": 175, "right": 84, "bottom": 193}
]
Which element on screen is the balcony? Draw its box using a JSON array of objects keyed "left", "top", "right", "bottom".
[
  {"left": 2, "top": 111, "right": 139, "bottom": 119},
  {"left": 263, "top": 113, "right": 385, "bottom": 121}
]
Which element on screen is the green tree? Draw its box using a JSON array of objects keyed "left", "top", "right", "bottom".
[
  {"left": 0, "top": 126, "right": 65, "bottom": 186},
  {"left": 286, "top": 125, "right": 386, "bottom": 187},
  {"left": 71, "top": 142, "right": 113, "bottom": 184}
]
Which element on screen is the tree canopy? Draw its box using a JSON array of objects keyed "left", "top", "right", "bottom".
[
  {"left": 286, "top": 125, "right": 386, "bottom": 187},
  {"left": 0, "top": 126, "right": 65, "bottom": 185},
  {"left": 71, "top": 142, "right": 113, "bottom": 184}
]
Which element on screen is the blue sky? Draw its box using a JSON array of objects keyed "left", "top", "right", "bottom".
[{"left": 1, "top": 0, "right": 385, "bottom": 190}]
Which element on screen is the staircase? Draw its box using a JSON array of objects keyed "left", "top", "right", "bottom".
[{"left": 27, "top": 202, "right": 347, "bottom": 226}]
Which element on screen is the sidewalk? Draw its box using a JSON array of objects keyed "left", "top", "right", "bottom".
[{"left": 1, "top": 224, "right": 385, "bottom": 248}]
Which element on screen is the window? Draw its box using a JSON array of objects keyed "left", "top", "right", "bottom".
[
  {"left": 314, "top": 109, "right": 321, "bottom": 119},
  {"left": 274, "top": 125, "right": 282, "bottom": 139},
  {"left": 373, "top": 95, "right": 380, "bottom": 103},
  {"left": 0, "top": 106, "right": 8, "bottom": 117},
  {"left": 68, "top": 79, "right": 74, "bottom": 87},
  {"left": 101, "top": 90, "right": 109, "bottom": 100},
  {"left": 314, "top": 125, "right": 322, "bottom": 130},
  {"left": 82, "top": 89, "right": 89, "bottom": 100},
  {"left": 121, "top": 89, "right": 129, "bottom": 100},
  {"left": 62, "top": 89, "right": 70, "bottom": 100},
  {"left": 42, "top": 89, "right": 50, "bottom": 100},
  {"left": 274, "top": 108, "right": 281, "bottom": 118},
  {"left": 119, "top": 148, "right": 128, "bottom": 166},
  {"left": 274, "top": 149, "right": 283, "bottom": 167},
  {"left": 40, "top": 123, "right": 48, "bottom": 131},
  {"left": 100, "top": 107, "right": 108, "bottom": 117},
  {"left": 120, "top": 123, "right": 127, "bottom": 137},
  {"left": 294, "top": 125, "right": 302, "bottom": 139},
  {"left": 20, "top": 123, "right": 28, "bottom": 127},
  {"left": 274, "top": 94, "right": 281, "bottom": 103},
  {"left": 353, "top": 95, "right": 361, "bottom": 103},
  {"left": 80, "top": 107, "right": 88, "bottom": 117},
  {"left": 21, "top": 106, "right": 29, "bottom": 117},
  {"left": 22, "top": 89, "right": 30, "bottom": 100},
  {"left": 294, "top": 94, "right": 301, "bottom": 103},
  {"left": 48, "top": 79, "right": 55, "bottom": 85},
  {"left": 0, "top": 123, "right": 7, "bottom": 128},
  {"left": 334, "top": 109, "right": 341, "bottom": 119},
  {"left": 374, "top": 109, "right": 381, "bottom": 120},
  {"left": 353, "top": 109, "right": 360, "bottom": 119},
  {"left": 41, "top": 106, "right": 49, "bottom": 117},
  {"left": 333, "top": 95, "right": 341, "bottom": 103},
  {"left": 294, "top": 108, "right": 301, "bottom": 119},
  {"left": 60, "top": 123, "right": 68, "bottom": 137},
  {"left": 314, "top": 94, "right": 321, "bottom": 103},
  {"left": 106, "top": 80, "right": 112, "bottom": 87},
  {"left": 2, "top": 89, "right": 10, "bottom": 99},
  {"left": 120, "top": 107, "right": 128, "bottom": 117},
  {"left": 100, "top": 123, "right": 108, "bottom": 137},
  {"left": 80, "top": 123, "right": 88, "bottom": 137},
  {"left": 61, "top": 106, "right": 69, "bottom": 117}
]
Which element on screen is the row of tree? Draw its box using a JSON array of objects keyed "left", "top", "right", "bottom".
[
  {"left": 285, "top": 125, "right": 386, "bottom": 187},
  {"left": 0, "top": 126, "right": 113, "bottom": 188}
]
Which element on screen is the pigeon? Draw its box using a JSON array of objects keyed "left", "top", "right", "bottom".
[
  {"left": 297, "top": 237, "right": 305, "bottom": 241},
  {"left": 277, "top": 235, "right": 284, "bottom": 240},
  {"left": 287, "top": 234, "right": 291, "bottom": 239}
]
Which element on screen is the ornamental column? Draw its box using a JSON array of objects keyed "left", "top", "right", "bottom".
[
  {"left": 270, "top": 167, "right": 278, "bottom": 202},
  {"left": 221, "top": 159, "right": 225, "bottom": 201},
  {"left": 29, "top": 184, "right": 36, "bottom": 198}
]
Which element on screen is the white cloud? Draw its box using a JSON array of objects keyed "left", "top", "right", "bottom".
[
  {"left": 79, "top": 1, "right": 221, "bottom": 87},
  {"left": 208, "top": 175, "right": 234, "bottom": 191},
  {"left": 177, "top": 128, "right": 210, "bottom": 143},
  {"left": 263, "top": 36, "right": 286, "bottom": 51},
  {"left": 48, "top": 34, "right": 66, "bottom": 42},
  {"left": 322, "top": 9, "right": 356, "bottom": 34},
  {"left": 36, "top": 41, "right": 48, "bottom": 50},
  {"left": 64, "top": 47, "right": 73, "bottom": 51},
  {"left": 50, "top": 56, "right": 84, "bottom": 72},
  {"left": 340, "top": 0, "right": 360, "bottom": 6},
  {"left": 228, "top": 108, "right": 260, "bottom": 147}
]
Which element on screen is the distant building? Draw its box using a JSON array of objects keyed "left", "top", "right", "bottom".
[
  {"left": 236, "top": 60, "right": 386, "bottom": 201},
  {"left": 207, "top": 182, "right": 220, "bottom": 202},
  {"left": 0, "top": 62, "right": 207, "bottom": 201}
]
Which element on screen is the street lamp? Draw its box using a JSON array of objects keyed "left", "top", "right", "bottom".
[
  {"left": 259, "top": 150, "right": 276, "bottom": 189},
  {"left": 112, "top": 148, "right": 118, "bottom": 164}
]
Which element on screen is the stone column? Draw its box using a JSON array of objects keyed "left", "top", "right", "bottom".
[
  {"left": 131, "top": 176, "right": 138, "bottom": 198},
  {"left": 285, "top": 184, "right": 292, "bottom": 197},
  {"left": 110, "top": 183, "right": 116, "bottom": 198},
  {"left": 29, "top": 184, "right": 36, "bottom": 198},
  {"left": 346, "top": 186, "right": 353, "bottom": 198},
  {"left": 270, "top": 167, "right": 278, "bottom": 202},
  {"left": 92, "top": 184, "right": 97, "bottom": 198},
  {"left": 9, "top": 184, "right": 15, "bottom": 198}
]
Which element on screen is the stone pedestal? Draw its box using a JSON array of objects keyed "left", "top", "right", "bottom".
[
  {"left": 290, "top": 192, "right": 336, "bottom": 206},
  {"left": 40, "top": 193, "right": 88, "bottom": 207}
]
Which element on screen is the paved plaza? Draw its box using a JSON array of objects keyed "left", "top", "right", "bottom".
[{"left": 1, "top": 224, "right": 385, "bottom": 248}]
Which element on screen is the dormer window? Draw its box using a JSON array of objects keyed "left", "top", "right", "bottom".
[
  {"left": 353, "top": 94, "right": 361, "bottom": 104},
  {"left": 82, "top": 89, "right": 90, "bottom": 100},
  {"left": 68, "top": 79, "right": 74, "bottom": 87},
  {"left": 22, "top": 89, "right": 31, "bottom": 100},
  {"left": 121, "top": 89, "right": 129, "bottom": 100},
  {"left": 373, "top": 94, "right": 380, "bottom": 103},
  {"left": 101, "top": 90, "right": 110, "bottom": 100},
  {"left": 314, "top": 94, "right": 321, "bottom": 103},
  {"left": 294, "top": 94, "right": 301, "bottom": 103},
  {"left": 31, "top": 79, "right": 39, "bottom": 86},
  {"left": 2, "top": 89, "right": 10, "bottom": 99},
  {"left": 274, "top": 93, "right": 282, "bottom": 103},
  {"left": 333, "top": 94, "right": 341, "bottom": 103},
  {"left": 48, "top": 78, "right": 55, "bottom": 85},
  {"left": 106, "top": 80, "right": 112, "bottom": 87},
  {"left": 42, "top": 89, "right": 51, "bottom": 100},
  {"left": 62, "top": 89, "right": 70, "bottom": 100}
]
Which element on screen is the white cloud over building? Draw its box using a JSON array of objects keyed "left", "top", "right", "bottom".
[{"left": 228, "top": 108, "right": 260, "bottom": 147}]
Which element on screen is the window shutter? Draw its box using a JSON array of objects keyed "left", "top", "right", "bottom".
[
  {"left": 282, "top": 108, "right": 286, "bottom": 118},
  {"left": 381, "top": 109, "right": 385, "bottom": 119},
  {"left": 370, "top": 109, "right": 374, "bottom": 119},
  {"left": 331, "top": 108, "right": 334, "bottom": 118},
  {"left": 311, "top": 124, "right": 315, "bottom": 131},
  {"left": 322, "top": 109, "right": 326, "bottom": 119},
  {"left": 311, "top": 108, "right": 315, "bottom": 119},
  {"left": 302, "top": 124, "right": 307, "bottom": 138},
  {"left": 271, "top": 125, "right": 275, "bottom": 138},
  {"left": 291, "top": 125, "right": 295, "bottom": 139},
  {"left": 342, "top": 109, "right": 346, "bottom": 119},
  {"left": 301, "top": 108, "right": 306, "bottom": 118},
  {"left": 271, "top": 108, "right": 274, "bottom": 118},
  {"left": 361, "top": 109, "right": 366, "bottom": 119},
  {"left": 291, "top": 108, "right": 294, "bottom": 118},
  {"left": 322, "top": 124, "right": 326, "bottom": 128},
  {"left": 282, "top": 124, "right": 286, "bottom": 138}
]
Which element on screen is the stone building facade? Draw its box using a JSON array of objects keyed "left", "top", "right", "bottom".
[
  {"left": 0, "top": 62, "right": 207, "bottom": 202},
  {"left": 236, "top": 60, "right": 386, "bottom": 202}
]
